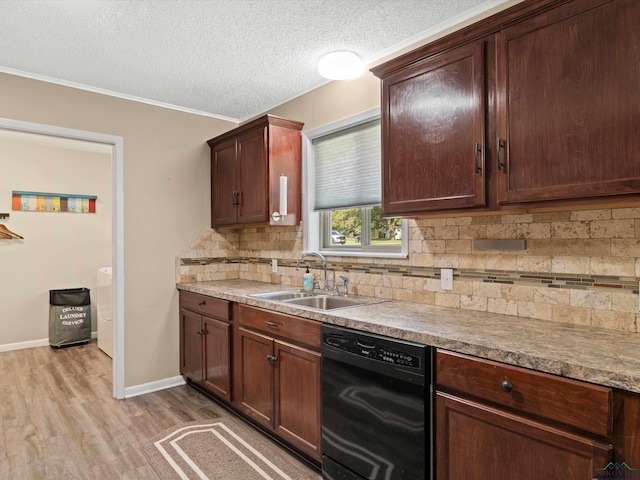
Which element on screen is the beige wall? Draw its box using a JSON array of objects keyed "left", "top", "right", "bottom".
[
  {"left": 1, "top": 72, "right": 235, "bottom": 387},
  {"left": 267, "top": 72, "right": 380, "bottom": 131},
  {"left": 0, "top": 134, "right": 112, "bottom": 345}
]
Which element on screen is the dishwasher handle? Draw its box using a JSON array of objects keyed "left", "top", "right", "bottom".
[{"left": 356, "top": 339, "right": 376, "bottom": 349}]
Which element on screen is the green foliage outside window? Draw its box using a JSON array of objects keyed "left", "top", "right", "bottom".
[{"left": 328, "top": 206, "right": 402, "bottom": 245}]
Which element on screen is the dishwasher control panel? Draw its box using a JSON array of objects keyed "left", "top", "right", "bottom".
[{"left": 324, "top": 333, "right": 421, "bottom": 369}]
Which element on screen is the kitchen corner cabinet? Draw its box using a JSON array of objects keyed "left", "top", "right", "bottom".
[
  {"left": 372, "top": 0, "right": 640, "bottom": 217},
  {"left": 234, "top": 304, "right": 321, "bottom": 461},
  {"left": 207, "top": 115, "right": 304, "bottom": 227},
  {"left": 179, "top": 291, "right": 232, "bottom": 402},
  {"left": 435, "top": 350, "right": 614, "bottom": 480}
]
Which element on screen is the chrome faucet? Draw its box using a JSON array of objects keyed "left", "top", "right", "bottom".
[
  {"left": 296, "top": 251, "right": 329, "bottom": 291},
  {"left": 334, "top": 274, "right": 349, "bottom": 296}
]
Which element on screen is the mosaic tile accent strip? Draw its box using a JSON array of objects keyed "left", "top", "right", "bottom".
[
  {"left": 180, "top": 257, "right": 639, "bottom": 295},
  {"left": 181, "top": 257, "right": 240, "bottom": 266}
]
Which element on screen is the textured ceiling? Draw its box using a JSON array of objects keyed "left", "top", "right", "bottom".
[{"left": 0, "top": 0, "right": 511, "bottom": 122}]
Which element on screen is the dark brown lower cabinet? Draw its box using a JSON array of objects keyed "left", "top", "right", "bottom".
[
  {"left": 234, "top": 328, "right": 274, "bottom": 427},
  {"left": 178, "top": 292, "right": 640, "bottom": 476},
  {"left": 179, "top": 291, "right": 232, "bottom": 402},
  {"left": 613, "top": 389, "right": 640, "bottom": 469},
  {"left": 435, "top": 349, "right": 617, "bottom": 479},
  {"left": 201, "top": 315, "right": 232, "bottom": 400},
  {"left": 274, "top": 339, "right": 321, "bottom": 455},
  {"left": 234, "top": 304, "right": 321, "bottom": 462},
  {"left": 436, "top": 392, "right": 612, "bottom": 479},
  {"left": 179, "top": 307, "right": 203, "bottom": 382}
]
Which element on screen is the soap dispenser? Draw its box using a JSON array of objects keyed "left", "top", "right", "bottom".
[{"left": 303, "top": 266, "right": 313, "bottom": 292}]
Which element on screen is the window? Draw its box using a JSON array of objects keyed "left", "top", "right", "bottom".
[
  {"left": 303, "top": 108, "right": 407, "bottom": 257},
  {"left": 322, "top": 205, "right": 403, "bottom": 249}
]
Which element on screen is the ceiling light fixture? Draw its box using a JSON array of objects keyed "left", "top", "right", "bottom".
[{"left": 318, "top": 51, "right": 364, "bottom": 80}]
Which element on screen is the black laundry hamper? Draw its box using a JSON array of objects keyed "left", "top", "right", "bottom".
[{"left": 49, "top": 288, "right": 91, "bottom": 347}]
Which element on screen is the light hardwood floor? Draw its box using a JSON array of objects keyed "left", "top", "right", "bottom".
[{"left": 0, "top": 341, "right": 243, "bottom": 479}]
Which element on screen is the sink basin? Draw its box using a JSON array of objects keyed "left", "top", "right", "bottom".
[
  {"left": 284, "top": 295, "right": 373, "bottom": 310},
  {"left": 250, "top": 290, "right": 383, "bottom": 311},
  {"left": 249, "top": 290, "right": 317, "bottom": 301}
]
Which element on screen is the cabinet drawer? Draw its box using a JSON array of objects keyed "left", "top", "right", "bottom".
[
  {"left": 436, "top": 350, "right": 612, "bottom": 437},
  {"left": 238, "top": 304, "right": 320, "bottom": 349},
  {"left": 179, "top": 291, "right": 231, "bottom": 321}
]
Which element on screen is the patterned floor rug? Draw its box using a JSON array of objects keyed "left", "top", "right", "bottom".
[{"left": 142, "top": 413, "right": 321, "bottom": 480}]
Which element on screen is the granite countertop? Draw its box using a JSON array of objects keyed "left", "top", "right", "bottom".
[{"left": 177, "top": 279, "right": 640, "bottom": 394}]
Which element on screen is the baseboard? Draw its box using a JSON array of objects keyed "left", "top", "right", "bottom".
[
  {"left": 124, "top": 375, "right": 186, "bottom": 398},
  {"left": 0, "top": 331, "right": 99, "bottom": 353},
  {"left": 0, "top": 338, "right": 50, "bottom": 352}
]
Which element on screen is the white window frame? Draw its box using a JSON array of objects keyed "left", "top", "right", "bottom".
[{"left": 301, "top": 108, "right": 408, "bottom": 258}]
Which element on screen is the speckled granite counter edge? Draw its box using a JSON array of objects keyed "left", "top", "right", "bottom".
[{"left": 177, "top": 280, "right": 640, "bottom": 394}]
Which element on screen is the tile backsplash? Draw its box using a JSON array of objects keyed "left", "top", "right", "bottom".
[{"left": 177, "top": 207, "right": 640, "bottom": 333}]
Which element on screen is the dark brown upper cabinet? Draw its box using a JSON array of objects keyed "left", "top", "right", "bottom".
[
  {"left": 496, "top": 0, "right": 640, "bottom": 205},
  {"left": 380, "top": 41, "right": 486, "bottom": 215},
  {"left": 207, "top": 115, "right": 304, "bottom": 227},
  {"left": 373, "top": 0, "right": 640, "bottom": 217}
]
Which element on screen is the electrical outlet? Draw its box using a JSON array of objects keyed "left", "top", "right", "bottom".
[
  {"left": 271, "top": 259, "right": 278, "bottom": 273},
  {"left": 441, "top": 268, "right": 454, "bottom": 290}
]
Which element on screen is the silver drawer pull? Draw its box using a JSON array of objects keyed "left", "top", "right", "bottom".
[{"left": 265, "top": 321, "right": 280, "bottom": 328}]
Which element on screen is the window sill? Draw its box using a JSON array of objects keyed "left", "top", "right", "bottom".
[{"left": 319, "top": 249, "right": 408, "bottom": 259}]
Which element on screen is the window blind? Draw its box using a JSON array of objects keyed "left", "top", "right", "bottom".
[{"left": 313, "top": 119, "right": 381, "bottom": 211}]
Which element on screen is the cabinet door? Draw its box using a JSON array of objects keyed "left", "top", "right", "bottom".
[
  {"left": 382, "top": 41, "right": 486, "bottom": 215},
  {"left": 237, "top": 126, "right": 269, "bottom": 224},
  {"left": 211, "top": 138, "right": 238, "bottom": 226},
  {"left": 613, "top": 389, "right": 640, "bottom": 468},
  {"left": 202, "top": 316, "right": 231, "bottom": 402},
  {"left": 274, "top": 340, "right": 321, "bottom": 461},
  {"left": 496, "top": 0, "right": 640, "bottom": 204},
  {"left": 235, "top": 327, "right": 274, "bottom": 429},
  {"left": 179, "top": 308, "right": 203, "bottom": 382},
  {"left": 436, "top": 392, "right": 612, "bottom": 480}
]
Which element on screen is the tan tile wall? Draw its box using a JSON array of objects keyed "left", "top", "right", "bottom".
[
  {"left": 176, "top": 229, "right": 241, "bottom": 282},
  {"left": 177, "top": 207, "right": 640, "bottom": 333}
]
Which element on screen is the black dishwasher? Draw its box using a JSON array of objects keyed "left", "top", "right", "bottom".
[{"left": 321, "top": 324, "right": 432, "bottom": 480}]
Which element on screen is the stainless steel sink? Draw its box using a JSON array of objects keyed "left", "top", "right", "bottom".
[
  {"left": 250, "top": 290, "right": 382, "bottom": 311},
  {"left": 284, "top": 295, "right": 378, "bottom": 310},
  {"left": 249, "top": 290, "right": 317, "bottom": 301}
]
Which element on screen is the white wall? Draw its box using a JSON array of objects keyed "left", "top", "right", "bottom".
[{"left": 0, "top": 131, "right": 112, "bottom": 346}]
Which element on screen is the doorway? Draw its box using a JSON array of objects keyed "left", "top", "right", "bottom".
[{"left": 0, "top": 117, "right": 124, "bottom": 399}]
